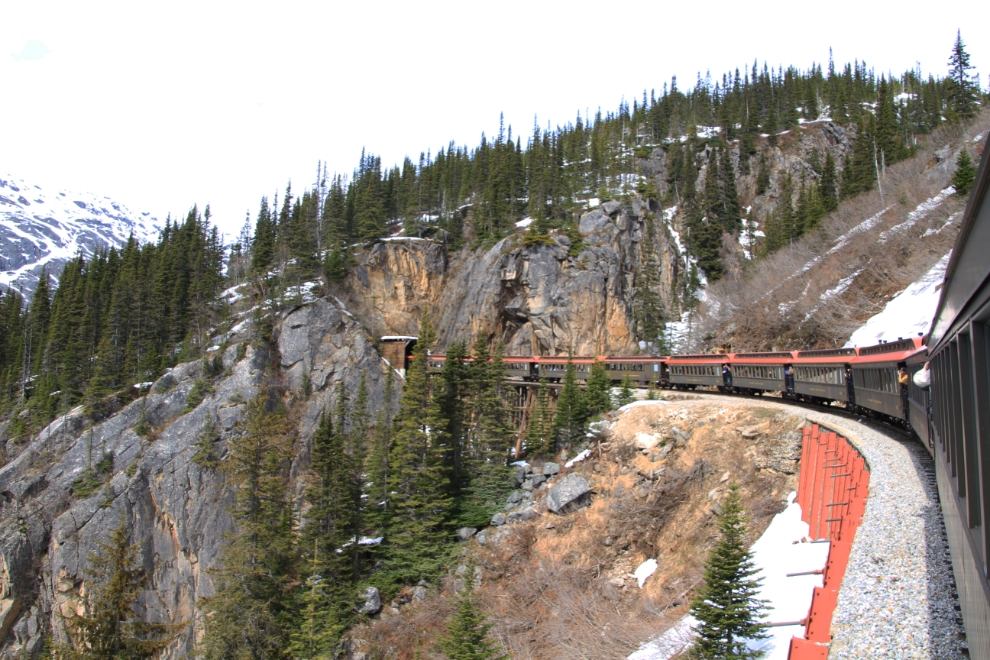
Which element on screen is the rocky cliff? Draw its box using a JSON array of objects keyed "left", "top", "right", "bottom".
[
  {"left": 0, "top": 297, "right": 391, "bottom": 658},
  {"left": 347, "top": 199, "right": 681, "bottom": 356}
]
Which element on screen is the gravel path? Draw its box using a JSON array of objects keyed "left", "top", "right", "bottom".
[{"left": 682, "top": 394, "right": 968, "bottom": 659}]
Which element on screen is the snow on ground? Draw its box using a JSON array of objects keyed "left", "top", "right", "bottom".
[
  {"left": 879, "top": 187, "right": 954, "bottom": 243},
  {"left": 845, "top": 252, "right": 950, "bottom": 347},
  {"left": 378, "top": 236, "right": 424, "bottom": 242},
  {"left": 515, "top": 217, "right": 534, "bottom": 228},
  {"left": 564, "top": 449, "right": 591, "bottom": 468},
  {"left": 628, "top": 492, "right": 830, "bottom": 660},
  {"left": 634, "top": 559, "right": 659, "bottom": 588},
  {"left": 221, "top": 284, "right": 246, "bottom": 304}
]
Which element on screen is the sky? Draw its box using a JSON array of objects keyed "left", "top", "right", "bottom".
[{"left": 3, "top": 0, "right": 988, "bottom": 239}]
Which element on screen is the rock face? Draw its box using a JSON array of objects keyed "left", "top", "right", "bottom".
[
  {"left": 0, "top": 297, "right": 390, "bottom": 659},
  {"left": 345, "top": 200, "right": 680, "bottom": 355}
]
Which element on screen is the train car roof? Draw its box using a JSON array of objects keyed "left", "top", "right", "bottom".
[{"left": 929, "top": 132, "right": 990, "bottom": 351}]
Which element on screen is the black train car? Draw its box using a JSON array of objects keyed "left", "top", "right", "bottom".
[
  {"left": 925, "top": 132, "right": 990, "bottom": 659},
  {"left": 850, "top": 338, "right": 921, "bottom": 421},
  {"left": 792, "top": 347, "right": 857, "bottom": 404}
]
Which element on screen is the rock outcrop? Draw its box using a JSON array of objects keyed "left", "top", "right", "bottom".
[
  {"left": 0, "top": 297, "right": 390, "bottom": 659},
  {"left": 346, "top": 199, "right": 680, "bottom": 355}
]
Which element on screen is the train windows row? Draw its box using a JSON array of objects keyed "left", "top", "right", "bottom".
[
  {"left": 670, "top": 365, "right": 718, "bottom": 377},
  {"left": 794, "top": 366, "right": 842, "bottom": 384},
  {"left": 854, "top": 367, "right": 899, "bottom": 393},
  {"left": 737, "top": 365, "right": 784, "bottom": 380}
]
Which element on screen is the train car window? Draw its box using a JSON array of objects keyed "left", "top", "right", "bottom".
[{"left": 958, "top": 333, "right": 983, "bottom": 537}]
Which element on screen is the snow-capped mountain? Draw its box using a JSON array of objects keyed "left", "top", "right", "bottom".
[{"left": 0, "top": 173, "right": 161, "bottom": 300}]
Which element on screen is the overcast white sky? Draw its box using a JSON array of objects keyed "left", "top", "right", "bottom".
[{"left": 3, "top": 1, "right": 987, "bottom": 238}]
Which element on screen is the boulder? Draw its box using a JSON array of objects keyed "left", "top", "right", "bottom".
[
  {"left": 412, "top": 586, "right": 427, "bottom": 602},
  {"left": 456, "top": 527, "right": 477, "bottom": 541},
  {"left": 546, "top": 475, "right": 593, "bottom": 513},
  {"left": 530, "top": 474, "right": 546, "bottom": 488},
  {"left": 491, "top": 512, "right": 507, "bottom": 526},
  {"left": 602, "top": 201, "right": 622, "bottom": 215},
  {"left": 358, "top": 587, "right": 382, "bottom": 614},
  {"left": 670, "top": 425, "right": 689, "bottom": 444},
  {"left": 513, "top": 465, "right": 527, "bottom": 485},
  {"left": 507, "top": 490, "right": 524, "bottom": 504},
  {"left": 476, "top": 530, "right": 488, "bottom": 546},
  {"left": 541, "top": 462, "right": 560, "bottom": 476},
  {"left": 579, "top": 209, "right": 613, "bottom": 235}
]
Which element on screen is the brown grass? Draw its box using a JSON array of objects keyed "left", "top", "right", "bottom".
[{"left": 354, "top": 400, "right": 801, "bottom": 659}]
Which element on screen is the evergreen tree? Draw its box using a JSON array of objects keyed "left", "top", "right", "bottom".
[
  {"left": 613, "top": 374, "right": 636, "bottom": 409},
  {"left": 819, "top": 151, "right": 838, "bottom": 213},
  {"left": 384, "top": 311, "right": 452, "bottom": 583},
  {"left": 688, "top": 484, "right": 768, "bottom": 660},
  {"left": 524, "top": 377, "right": 553, "bottom": 458},
  {"left": 952, "top": 148, "right": 978, "bottom": 197},
  {"left": 459, "top": 339, "right": 514, "bottom": 527},
  {"left": 437, "top": 587, "right": 511, "bottom": 660},
  {"left": 553, "top": 352, "right": 586, "bottom": 447},
  {"left": 200, "top": 392, "right": 295, "bottom": 660},
  {"left": 584, "top": 361, "right": 613, "bottom": 417},
  {"left": 293, "top": 408, "right": 358, "bottom": 658},
  {"left": 55, "top": 515, "right": 181, "bottom": 660},
  {"left": 947, "top": 30, "right": 979, "bottom": 120}
]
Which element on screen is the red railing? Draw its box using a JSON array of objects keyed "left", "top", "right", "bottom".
[{"left": 788, "top": 424, "right": 869, "bottom": 659}]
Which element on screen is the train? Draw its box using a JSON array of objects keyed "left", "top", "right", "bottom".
[
  {"left": 419, "top": 133, "right": 990, "bottom": 656},
  {"left": 424, "top": 335, "right": 928, "bottom": 428}
]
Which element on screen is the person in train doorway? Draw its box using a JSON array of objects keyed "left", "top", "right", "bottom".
[
  {"left": 722, "top": 363, "right": 732, "bottom": 388},
  {"left": 898, "top": 364, "right": 910, "bottom": 419},
  {"left": 844, "top": 365, "right": 855, "bottom": 407}
]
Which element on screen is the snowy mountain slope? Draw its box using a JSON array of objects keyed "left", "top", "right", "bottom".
[{"left": 0, "top": 172, "right": 161, "bottom": 300}]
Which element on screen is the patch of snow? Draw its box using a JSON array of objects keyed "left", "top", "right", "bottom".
[
  {"left": 629, "top": 492, "right": 829, "bottom": 659},
  {"left": 381, "top": 335, "right": 418, "bottom": 341},
  {"left": 378, "top": 236, "right": 424, "bottom": 242},
  {"left": 879, "top": 187, "right": 954, "bottom": 243},
  {"left": 634, "top": 559, "right": 659, "bottom": 588},
  {"left": 515, "top": 217, "right": 534, "bottom": 229},
  {"left": 565, "top": 449, "right": 591, "bottom": 468},
  {"left": 206, "top": 345, "right": 220, "bottom": 352},
  {"left": 844, "top": 252, "right": 950, "bottom": 347},
  {"left": 974, "top": 134, "right": 984, "bottom": 143}
]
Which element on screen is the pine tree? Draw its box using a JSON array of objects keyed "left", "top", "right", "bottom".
[
  {"left": 947, "top": 30, "right": 979, "bottom": 120},
  {"left": 200, "top": 392, "right": 296, "bottom": 660},
  {"left": 553, "top": 352, "right": 586, "bottom": 447},
  {"left": 952, "top": 148, "right": 978, "bottom": 197},
  {"left": 292, "top": 408, "right": 358, "bottom": 658},
  {"left": 384, "top": 311, "right": 452, "bottom": 583},
  {"left": 688, "top": 484, "right": 768, "bottom": 659},
  {"left": 437, "top": 584, "right": 511, "bottom": 660},
  {"left": 55, "top": 515, "right": 182, "bottom": 660},
  {"left": 819, "top": 151, "right": 838, "bottom": 213},
  {"left": 584, "top": 361, "right": 613, "bottom": 416}
]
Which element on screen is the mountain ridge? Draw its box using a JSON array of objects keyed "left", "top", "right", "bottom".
[{"left": 0, "top": 173, "right": 161, "bottom": 299}]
